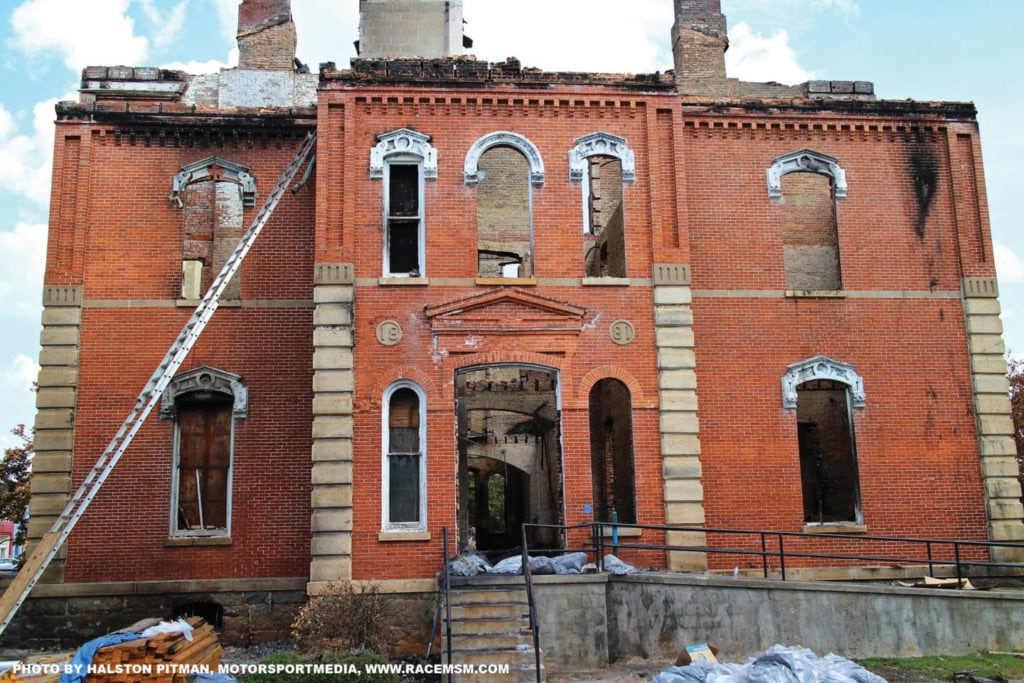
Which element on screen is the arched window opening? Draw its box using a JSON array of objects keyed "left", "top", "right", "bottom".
[
  {"left": 588, "top": 379, "right": 636, "bottom": 524},
  {"left": 796, "top": 379, "right": 861, "bottom": 524},
  {"left": 487, "top": 473, "right": 507, "bottom": 533},
  {"left": 476, "top": 146, "right": 533, "bottom": 278},
  {"left": 162, "top": 366, "right": 246, "bottom": 538},
  {"left": 781, "top": 171, "right": 842, "bottom": 290},
  {"left": 584, "top": 156, "right": 626, "bottom": 278},
  {"left": 383, "top": 383, "right": 426, "bottom": 530}
]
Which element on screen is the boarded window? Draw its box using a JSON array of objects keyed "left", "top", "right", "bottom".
[
  {"left": 175, "top": 396, "right": 232, "bottom": 532},
  {"left": 588, "top": 379, "right": 636, "bottom": 524},
  {"left": 477, "top": 147, "right": 532, "bottom": 278},
  {"left": 386, "top": 163, "right": 422, "bottom": 276},
  {"left": 584, "top": 156, "right": 626, "bottom": 278},
  {"left": 782, "top": 172, "right": 841, "bottom": 290},
  {"left": 797, "top": 380, "right": 860, "bottom": 523},
  {"left": 387, "top": 387, "right": 421, "bottom": 525}
]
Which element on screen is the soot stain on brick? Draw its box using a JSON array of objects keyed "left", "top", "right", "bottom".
[{"left": 908, "top": 144, "right": 939, "bottom": 239}]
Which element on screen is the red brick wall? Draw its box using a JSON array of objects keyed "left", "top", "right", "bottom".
[{"left": 52, "top": 131, "right": 315, "bottom": 582}]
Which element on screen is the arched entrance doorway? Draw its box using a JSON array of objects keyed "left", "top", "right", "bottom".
[{"left": 455, "top": 365, "right": 564, "bottom": 558}]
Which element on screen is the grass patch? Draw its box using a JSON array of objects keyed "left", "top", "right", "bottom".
[{"left": 859, "top": 651, "right": 1024, "bottom": 680}]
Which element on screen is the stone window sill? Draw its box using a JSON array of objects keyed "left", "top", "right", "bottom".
[
  {"left": 583, "top": 277, "right": 630, "bottom": 287},
  {"left": 165, "top": 536, "right": 233, "bottom": 547},
  {"left": 802, "top": 523, "right": 867, "bottom": 535},
  {"left": 785, "top": 290, "right": 847, "bottom": 299},
  {"left": 177, "top": 299, "right": 241, "bottom": 307},
  {"left": 475, "top": 277, "right": 537, "bottom": 286},
  {"left": 379, "top": 531, "right": 432, "bottom": 542},
  {"left": 599, "top": 527, "right": 642, "bottom": 538},
  {"left": 379, "top": 277, "right": 429, "bottom": 286}
]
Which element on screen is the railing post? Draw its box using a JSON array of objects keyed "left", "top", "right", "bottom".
[
  {"left": 521, "top": 524, "right": 542, "bottom": 683},
  {"left": 777, "top": 533, "right": 786, "bottom": 581},
  {"left": 954, "top": 542, "right": 962, "bottom": 586},
  {"left": 443, "top": 527, "right": 452, "bottom": 681},
  {"left": 926, "top": 541, "right": 934, "bottom": 577},
  {"left": 760, "top": 532, "right": 769, "bottom": 579}
]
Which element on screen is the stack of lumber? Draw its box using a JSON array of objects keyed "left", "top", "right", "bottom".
[{"left": 0, "top": 616, "right": 221, "bottom": 683}]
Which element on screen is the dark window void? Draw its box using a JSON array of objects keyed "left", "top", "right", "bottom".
[
  {"left": 387, "top": 164, "right": 421, "bottom": 275},
  {"left": 477, "top": 147, "right": 532, "bottom": 277},
  {"left": 176, "top": 395, "right": 232, "bottom": 532},
  {"left": 782, "top": 172, "right": 841, "bottom": 290},
  {"left": 173, "top": 601, "right": 224, "bottom": 628},
  {"left": 584, "top": 156, "right": 626, "bottom": 278},
  {"left": 388, "top": 388, "right": 421, "bottom": 524},
  {"left": 797, "top": 379, "right": 860, "bottom": 524},
  {"left": 589, "top": 379, "right": 636, "bottom": 524}
]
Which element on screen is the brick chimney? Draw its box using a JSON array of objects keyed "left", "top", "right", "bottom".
[
  {"left": 358, "top": 0, "right": 465, "bottom": 59},
  {"left": 672, "top": 0, "right": 728, "bottom": 86},
  {"left": 237, "top": 0, "right": 297, "bottom": 70}
]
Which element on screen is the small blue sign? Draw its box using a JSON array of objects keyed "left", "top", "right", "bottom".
[{"left": 583, "top": 504, "right": 593, "bottom": 515}]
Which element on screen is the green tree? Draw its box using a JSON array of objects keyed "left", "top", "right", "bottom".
[
  {"left": 1010, "top": 358, "right": 1024, "bottom": 504},
  {"left": 0, "top": 425, "right": 32, "bottom": 553}
]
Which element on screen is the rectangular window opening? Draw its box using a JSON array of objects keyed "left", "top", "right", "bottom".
[
  {"left": 175, "top": 398, "right": 232, "bottom": 535},
  {"left": 386, "top": 164, "right": 422, "bottom": 276},
  {"left": 796, "top": 380, "right": 860, "bottom": 524}
]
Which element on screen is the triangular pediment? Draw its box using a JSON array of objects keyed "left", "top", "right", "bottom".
[{"left": 425, "top": 288, "right": 586, "bottom": 334}]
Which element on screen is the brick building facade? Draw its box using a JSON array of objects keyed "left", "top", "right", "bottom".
[{"left": 14, "top": 0, "right": 1024, "bottom": 647}]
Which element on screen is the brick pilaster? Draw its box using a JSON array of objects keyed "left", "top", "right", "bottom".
[
  {"left": 27, "top": 285, "right": 85, "bottom": 583},
  {"left": 962, "top": 277, "right": 1024, "bottom": 562},
  {"left": 308, "top": 263, "right": 356, "bottom": 593},
  {"left": 653, "top": 265, "right": 707, "bottom": 571}
]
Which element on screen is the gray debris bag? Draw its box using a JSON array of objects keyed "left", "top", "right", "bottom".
[
  {"left": 653, "top": 645, "right": 887, "bottom": 683},
  {"left": 603, "top": 554, "right": 638, "bottom": 575},
  {"left": 551, "top": 552, "right": 588, "bottom": 574},
  {"left": 448, "top": 553, "right": 491, "bottom": 577},
  {"left": 488, "top": 555, "right": 523, "bottom": 575}
]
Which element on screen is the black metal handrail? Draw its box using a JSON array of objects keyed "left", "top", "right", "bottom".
[
  {"left": 442, "top": 527, "right": 453, "bottom": 682},
  {"left": 520, "top": 525, "right": 542, "bottom": 683},
  {"left": 522, "top": 521, "right": 1024, "bottom": 583}
]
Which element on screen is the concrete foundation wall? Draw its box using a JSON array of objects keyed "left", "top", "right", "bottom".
[{"left": 530, "top": 573, "right": 1024, "bottom": 666}]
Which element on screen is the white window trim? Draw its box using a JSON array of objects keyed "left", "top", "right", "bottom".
[
  {"left": 766, "top": 148, "right": 848, "bottom": 199},
  {"left": 382, "top": 380, "right": 428, "bottom": 532},
  {"left": 381, "top": 156, "right": 426, "bottom": 278},
  {"left": 781, "top": 355, "right": 866, "bottom": 410},
  {"left": 464, "top": 131, "right": 545, "bottom": 186}
]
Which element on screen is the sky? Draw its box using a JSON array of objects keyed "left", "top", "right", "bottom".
[{"left": 0, "top": 0, "right": 1022, "bottom": 449}]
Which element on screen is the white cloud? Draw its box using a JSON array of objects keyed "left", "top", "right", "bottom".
[
  {"left": 0, "top": 223, "right": 46, "bottom": 319},
  {"left": 2, "top": 355, "right": 40, "bottom": 395},
  {"left": 0, "top": 99, "right": 58, "bottom": 205},
  {"left": 995, "top": 241, "right": 1024, "bottom": 283},
  {"left": 211, "top": 0, "right": 240, "bottom": 44},
  {"left": 139, "top": 0, "right": 191, "bottom": 50},
  {"left": 10, "top": 0, "right": 149, "bottom": 71},
  {"left": 161, "top": 55, "right": 234, "bottom": 74},
  {"left": 726, "top": 22, "right": 813, "bottom": 85}
]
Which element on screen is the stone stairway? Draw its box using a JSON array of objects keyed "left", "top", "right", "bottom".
[{"left": 442, "top": 575, "right": 545, "bottom": 682}]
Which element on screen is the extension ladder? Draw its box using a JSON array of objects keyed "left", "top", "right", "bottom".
[{"left": 0, "top": 131, "right": 318, "bottom": 635}]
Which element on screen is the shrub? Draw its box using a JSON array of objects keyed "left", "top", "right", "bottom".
[{"left": 291, "top": 581, "right": 399, "bottom": 654}]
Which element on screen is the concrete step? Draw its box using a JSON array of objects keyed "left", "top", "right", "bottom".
[
  {"left": 447, "top": 616, "right": 526, "bottom": 635},
  {"left": 449, "top": 587, "right": 527, "bottom": 604},
  {"left": 447, "top": 632, "right": 526, "bottom": 650},
  {"left": 450, "top": 601, "right": 527, "bottom": 620},
  {"left": 451, "top": 663, "right": 544, "bottom": 683},
  {"left": 450, "top": 647, "right": 539, "bottom": 667}
]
